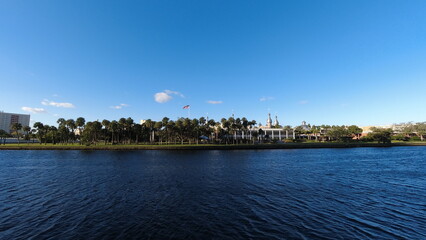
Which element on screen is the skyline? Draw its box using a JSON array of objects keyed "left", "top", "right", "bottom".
[{"left": 1, "top": 1, "right": 426, "bottom": 127}]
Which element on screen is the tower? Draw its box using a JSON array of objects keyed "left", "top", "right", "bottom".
[
  {"left": 274, "top": 115, "right": 279, "bottom": 127},
  {"left": 266, "top": 113, "right": 272, "bottom": 128}
]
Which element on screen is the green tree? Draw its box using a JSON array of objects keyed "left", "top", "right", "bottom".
[
  {"left": 414, "top": 122, "right": 426, "bottom": 141},
  {"left": 102, "top": 119, "right": 111, "bottom": 144},
  {"left": 23, "top": 126, "right": 31, "bottom": 141},
  {"left": 0, "top": 129, "right": 10, "bottom": 145},
  {"left": 33, "top": 122, "right": 45, "bottom": 144},
  {"left": 326, "top": 126, "right": 351, "bottom": 142},
  {"left": 66, "top": 119, "right": 76, "bottom": 143},
  {"left": 368, "top": 127, "right": 393, "bottom": 144},
  {"left": 110, "top": 120, "right": 118, "bottom": 144},
  {"left": 76, "top": 117, "right": 86, "bottom": 144},
  {"left": 347, "top": 125, "right": 363, "bottom": 139},
  {"left": 10, "top": 123, "right": 22, "bottom": 144}
]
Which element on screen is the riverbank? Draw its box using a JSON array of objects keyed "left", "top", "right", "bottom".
[{"left": 0, "top": 142, "right": 425, "bottom": 150}]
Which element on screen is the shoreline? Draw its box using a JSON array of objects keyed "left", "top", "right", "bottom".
[{"left": 0, "top": 142, "right": 425, "bottom": 150}]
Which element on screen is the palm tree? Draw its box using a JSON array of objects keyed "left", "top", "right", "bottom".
[
  {"left": 241, "top": 117, "right": 249, "bottom": 143},
  {"left": 58, "top": 125, "right": 69, "bottom": 144},
  {"left": 282, "top": 125, "right": 291, "bottom": 139},
  {"left": 174, "top": 118, "right": 184, "bottom": 144},
  {"left": 258, "top": 128, "right": 264, "bottom": 143},
  {"left": 33, "top": 122, "right": 45, "bottom": 144},
  {"left": 66, "top": 119, "right": 76, "bottom": 143},
  {"left": 76, "top": 117, "right": 85, "bottom": 144},
  {"left": 110, "top": 120, "right": 118, "bottom": 144},
  {"left": 154, "top": 121, "right": 163, "bottom": 144},
  {"left": 50, "top": 126, "right": 58, "bottom": 144},
  {"left": 126, "top": 117, "right": 134, "bottom": 144},
  {"left": 133, "top": 123, "right": 142, "bottom": 144},
  {"left": 220, "top": 118, "right": 230, "bottom": 144},
  {"left": 0, "top": 129, "right": 9, "bottom": 145},
  {"left": 57, "top": 118, "right": 66, "bottom": 127},
  {"left": 23, "top": 126, "right": 31, "bottom": 141},
  {"left": 10, "top": 123, "right": 22, "bottom": 144},
  {"left": 161, "top": 117, "right": 170, "bottom": 143},
  {"left": 143, "top": 119, "right": 155, "bottom": 143},
  {"left": 166, "top": 120, "right": 176, "bottom": 144},
  {"left": 310, "top": 125, "right": 320, "bottom": 141},
  {"left": 207, "top": 119, "right": 217, "bottom": 142},
  {"left": 102, "top": 119, "right": 111, "bottom": 144},
  {"left": 251, "top": 131, "right": 259, "bottom": 144}
]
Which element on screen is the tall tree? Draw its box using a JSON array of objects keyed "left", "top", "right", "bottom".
[
  {"left": 102, "top": 119, "right": 111, "bottom": 145},
  {"left": 10, "top": 123, "right": 22, "bottom": 144},
  {"left": 0, "top": 129, "right": 9, "bottom": 145},
  {"left": 33, "top": 122, "right": 45, "bottom": 144},
  {"left": 23, "top": 126, "right": 31, "bottom": 141},
  {"left": 76, "top": 117, "right": 86, "bottom": 144}
]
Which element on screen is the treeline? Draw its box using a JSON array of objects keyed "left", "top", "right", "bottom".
[
  {"left": 26, "top": 117, "right": 258, "bottom": 145},
  {"left": 2, "top": 117, "right": 425, "bottom": 145}
]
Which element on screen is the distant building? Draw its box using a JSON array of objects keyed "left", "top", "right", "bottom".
[
  {"left": 300, "top": 121, "right": 311, "bottom": 131},
  {"left": 266, "top": 113, "right": 273, "bottom": 128},
  {"left": 254, "top": 113, "right": 291, "bottom": 140},
  {"left": 0, "top": 111, "right": 30, "bottom": 133},
  {"left": 360, "top": 124, "right": 404, "bottom": 136}
]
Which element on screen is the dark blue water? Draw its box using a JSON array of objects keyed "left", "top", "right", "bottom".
[{"left": 0, "top": 147, "right": 425, "bottom": 239}]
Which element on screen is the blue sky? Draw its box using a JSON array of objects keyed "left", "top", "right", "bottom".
[{"left": 1, "top": 0, "right": 425, "bottom": 127}]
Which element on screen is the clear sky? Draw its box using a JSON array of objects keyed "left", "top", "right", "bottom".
[{"left": 1, "top": 0, "right": 425, "bottom": 127}]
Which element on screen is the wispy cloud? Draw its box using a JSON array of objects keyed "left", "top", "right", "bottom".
[
  {"left": 207, "top": 100, "right": 223, "bottom": 104},
  {"left": 21, "top": 107, "right": 47, "bottom": 114},
  {"left": 164, "top": 89, "right": 184, "bottom": 98},
  {"left": 110, "top": 103, "right": 129, "bottom": 109},
  {"left": 299, "top": 100, "right": 309, "bottom": 105},
  {"left": 41, "top": 99, "right": 75, "bottom": 108},
  {"left": 260, "top": 96, "right": 274, "bottom": 102},
  {"left": 154, "top": 90, "right": 184, "bottom": 103}
]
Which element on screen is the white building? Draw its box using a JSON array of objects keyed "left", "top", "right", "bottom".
[
  {"left": 0, "top": 111, "right": 30, "bottom": 133},
  {"left": 251, "top": 113, "right": 293, "bottom": 140}
]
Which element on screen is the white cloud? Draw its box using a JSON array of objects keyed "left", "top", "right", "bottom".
[
  {"left": 207, "top": 100, "right": 223, "bottom": 104},
  {"left": 41, "top": 99, "right": 75, "bottom": 108},
  {"left": 21, "top": 107, "right": 47, "bottom": 114},
  {"left": 260, "top": 96, "right": 274, "bottom": 102},
  {"left": 110, "top": 103, "right": 129, "bottom": 109},
  {"left": 154, "top": 92, "right": 172, "bottom": 103},
  {"left": 154, "top": 90, "right": 184, "bottom": 103},
  {"left": 164, "top": 89, "right": 184, "bottom": 98},
  {"left": 299, "top": 100, "right": 309, "bottom": 105}
]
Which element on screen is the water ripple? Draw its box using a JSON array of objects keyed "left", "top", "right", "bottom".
[{"left": 0, "top": 147, "right": 425, "bottom": 239}]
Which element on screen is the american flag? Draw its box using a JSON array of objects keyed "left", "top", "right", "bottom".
[{"left": 183, "top": 105, "right": 190, "bottom": 109}]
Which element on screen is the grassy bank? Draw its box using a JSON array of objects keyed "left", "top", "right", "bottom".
[{"left": 0, "top": 142, "right": 425, "bottom": 150}]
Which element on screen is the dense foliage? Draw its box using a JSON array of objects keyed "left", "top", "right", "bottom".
[{"left": 3, "top": 117, "right": 425, "bottom": 145}]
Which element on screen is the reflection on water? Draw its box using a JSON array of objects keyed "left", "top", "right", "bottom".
[{"left": 1, "top": 147, "right": 425, "bottom": 239}]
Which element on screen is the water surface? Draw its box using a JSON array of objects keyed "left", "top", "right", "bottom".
[{"left": 1, "top": 147, "right": 425, "bottom": 239}]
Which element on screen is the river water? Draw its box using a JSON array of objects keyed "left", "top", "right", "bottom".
[{"left": 0, "top": 147, "right": 425, "bottom": 239}]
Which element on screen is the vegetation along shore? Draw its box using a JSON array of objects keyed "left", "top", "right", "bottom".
[
  {"left": 0, "top": 115, "right": 425, "bottom": 150},
  {"left": 1, "top": 142, "right": 426, "bottom": 150}
]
